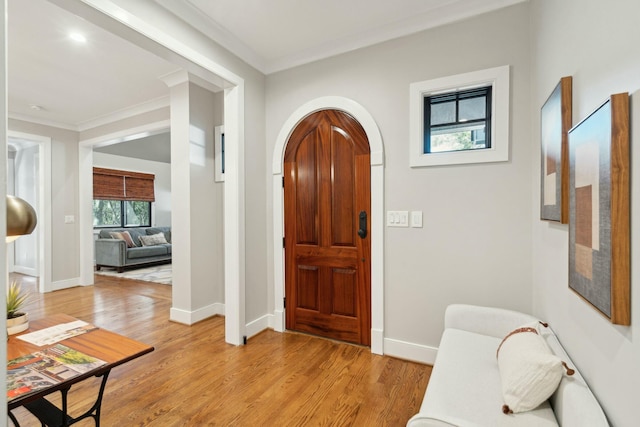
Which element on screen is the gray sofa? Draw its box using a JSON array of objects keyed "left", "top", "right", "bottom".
[{"left": 95, "top": 226, "right": 171, "bottom": 272}]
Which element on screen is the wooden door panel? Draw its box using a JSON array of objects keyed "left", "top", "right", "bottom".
[
  {"left": 331, "top": 268, "right": 357, "bottom": 317},
  {"left": 285, "top": 110, "right": 371, "bottom": 346},
  {"left": 294, "top": 132, "right": 319, "bottom": 245},
  {"left": 296, "top": 265, "right": 319, "bottom": 310},
  {"left": 331, "top": 128, "right": 356, "bottom": 246}
]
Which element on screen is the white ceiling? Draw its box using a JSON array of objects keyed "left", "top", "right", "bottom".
[
  {"left": 8, "top": 0, "right": 525, "bottom": 160},
  {"left": 157, "top": 0, "right": 527, "bottom": 74},
  {"left": 8, "top": 0, "right": 179, "bottom": 131}
]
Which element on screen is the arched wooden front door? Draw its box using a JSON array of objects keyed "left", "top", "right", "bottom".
[{"left": 284, "top": 109, "right": 371, "bottom": 346}]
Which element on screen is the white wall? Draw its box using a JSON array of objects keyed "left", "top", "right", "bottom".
[
  {"left": 93, "top": 152, "right": 172, "bottom": 226},
  {"left": 266, "top": 3, "right": 533, "bottom": 357},
  {"left": 530, "top": 1, "right": 640, "bottom": 425},
  {"left": 187, "top": 82, "right": 225, "bottom": 307}
]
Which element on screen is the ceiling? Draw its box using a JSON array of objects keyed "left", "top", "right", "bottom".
[
  {"left": 8, "top": 0, "right": 525, "bottom": 163},
  {"left": 157, "top": 0, "right": 527, "bottom": 74}
]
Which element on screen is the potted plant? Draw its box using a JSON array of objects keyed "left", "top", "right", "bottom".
[{"left": 7, "top": 281, "right": 29, "bottom": 335}]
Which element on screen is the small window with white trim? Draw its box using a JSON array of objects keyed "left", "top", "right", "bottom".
[{"left": 410, "top": 65, "right": 510, "bottom": 167}]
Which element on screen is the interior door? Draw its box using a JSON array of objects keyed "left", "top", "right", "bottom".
[{"left": 284, "top": 109, "right": 371, "bottom": 346}]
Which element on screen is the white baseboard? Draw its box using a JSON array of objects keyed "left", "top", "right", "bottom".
[
  {"left": 13, "top": 266, "right": 38, "bottom": 276},
  {"left": 246, "top": 314, "right": 273, "bottom": 339},
  {"left": 50, "top": 277, "right": 82, "bottom": 292},
  {"left": 170, "top": 302, "right": 224, "bottom": 325},
  {"left": 383, "top": 337, "right": 438, "bottom": 365}
]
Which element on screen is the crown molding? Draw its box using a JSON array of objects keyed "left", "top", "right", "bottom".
[
  {"left": 157, "top": 0, "right": 527, "bottom": 75},
  {"left": 8, "top": 113, "right": 78, "bottom": 131},
  {"left": 155, "top": 0, "right": 266, "bottom": 73},
  {"left": 10, "top": 95, "right": 171, "bottom": 133},
  {"left": 77, "top": 96, "right": 170, "bottom": 132}
]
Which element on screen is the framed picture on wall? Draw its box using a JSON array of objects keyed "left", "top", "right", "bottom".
[
  {"left": 568, "top": 92, "right": 630, "bottom": 325},
  {"left": 540, "top": 76, "right": 572, "bottom": 223}
]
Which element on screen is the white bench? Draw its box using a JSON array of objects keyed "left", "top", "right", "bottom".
[{"left": 407, "top": 304, "right": 609, "bottom": 427}]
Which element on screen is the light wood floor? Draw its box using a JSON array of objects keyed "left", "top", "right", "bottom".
[{"left": 8, "top": 273, "right": 431, "bottom": 426}]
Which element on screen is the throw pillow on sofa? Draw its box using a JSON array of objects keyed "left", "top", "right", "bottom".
[
  {"left": 110, "top": 231, "right": 137, "bottom": 248},
  {"left": 139, "top": 232, "right": 168, "bottom": 246},
  {"left": 496, "top": 321, "right": 574, "bottom": 414}
]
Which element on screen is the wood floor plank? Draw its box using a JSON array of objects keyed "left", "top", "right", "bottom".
[{"left": 8, "top": 273, "right": 431, "bottom": 426}]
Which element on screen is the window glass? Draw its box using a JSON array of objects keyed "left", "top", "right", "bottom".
[
  {"left": 93, "top": 200, "right": 151, "bottom": 228},
  {"left": 93, "top": 200, "right": 121, "bottom": 227},
  {"left": 124, "top": 201, "right": 150, "bottom": 227},
  {"left": 221, "top": 133, "right": 225, "bottom": 174},
  {"left": 459, "top": 97, "right": 486, "bottom": 121},
  {"left": 431, "top": 101, "right": 456, "bottom": 125},
  {"left": 431, "top": 123, "right": 487, "bottom": 153},
  {"left": 425, "top": 86, "right": 491, "bottom": 154}
]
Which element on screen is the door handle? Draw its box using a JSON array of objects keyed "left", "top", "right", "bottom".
[{"left": 357, "top": 211, "right": 367, "bottom": 239}]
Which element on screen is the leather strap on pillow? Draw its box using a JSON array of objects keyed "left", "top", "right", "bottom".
[{"left": 496, "top": 326, "right": 538, "bottom": 358}]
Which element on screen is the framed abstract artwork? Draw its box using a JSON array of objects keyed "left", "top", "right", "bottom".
[
  {"left": 568, "top": 93, "right": 630, "bottom": 325},
  {"left": 540, "top": 76, "right": 572, "bottom": 223}
]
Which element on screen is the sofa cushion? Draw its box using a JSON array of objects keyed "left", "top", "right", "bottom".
[
  {"left": 139, "top": 232, "right": 168, "bottom": 246},
  {"left": 497, "top": 323, "right": 570, "bottom": 414},
  {"left": 127, "top": 245, "right": 169, "bottom": 259},
  {"left": 414, "top": 328, "right": 558, "bottom": 427},
  {"left": 99, "top": 228, "right": 147, "bottom": 246},
  {"left": 109, "top": 231, "right": 137, "bottom": 248},
  {"left": 146, "top": 227, "right": 171, "bottom": 243}
]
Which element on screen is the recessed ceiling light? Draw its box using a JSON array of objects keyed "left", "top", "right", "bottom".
[
  {"left": 69, "top": 32, "right": 87, "bottom": 43},
  {"left": 29, "top": 104, "right": 44, "bottom": 111}
]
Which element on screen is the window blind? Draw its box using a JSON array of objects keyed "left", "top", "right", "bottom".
[{"left": 93, "top": 167, "right": 155, "bottom": 202}]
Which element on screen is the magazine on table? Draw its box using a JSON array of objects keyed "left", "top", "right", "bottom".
[
  {"left": 17, "top": 320, "right": 98, "bottom": 346},
  {"left": 7, "top": 344, "right": 106, "bottom": 401}
]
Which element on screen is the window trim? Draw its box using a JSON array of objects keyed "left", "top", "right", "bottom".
[{"left": 410, "top": 65, "right": 510, "bottom": 167}]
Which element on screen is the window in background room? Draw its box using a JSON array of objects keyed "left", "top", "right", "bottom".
[
  {"left": 93, "top": 167, "right": 154, "bottom": 228},
  {"left": 93, "top": 200, "right": 151, "bottom": 228}
]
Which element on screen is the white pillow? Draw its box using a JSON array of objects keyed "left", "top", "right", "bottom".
[
  {"left": 497, "top": 322, "right": 574, "bottom": 414},
  {"left": 139, "top": 232, "right": 168, "bottom": 246}
]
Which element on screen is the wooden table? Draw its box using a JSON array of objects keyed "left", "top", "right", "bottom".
[{"left": 7, "top": 313, "right": 154, "bottom": 427}]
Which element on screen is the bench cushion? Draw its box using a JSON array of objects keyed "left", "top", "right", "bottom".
[{"left": 413, "top": 328, "right": 558, "bottom": 427}]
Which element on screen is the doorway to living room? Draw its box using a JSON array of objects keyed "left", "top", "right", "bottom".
[{"left": 58, "top": 0, "right": 247, "bottom": 346}]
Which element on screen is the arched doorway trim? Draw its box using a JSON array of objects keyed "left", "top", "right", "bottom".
[{"left": 272, "top": 96, "right": 384, "bottom": 354}]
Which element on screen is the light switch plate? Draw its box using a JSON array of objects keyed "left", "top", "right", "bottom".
[
  {"left": 411, "top": 211, "right": 423, "bottom": 228},
  {"left": 387, "top": 211, "right": 409, "bottom": 227}
]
